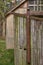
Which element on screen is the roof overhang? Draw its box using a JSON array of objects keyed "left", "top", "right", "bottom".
[
  {"left": 5, "top": 0, "right": 28, "bottom": 17},
  {"left": 5, "top": 0, "right": 43, "bottom": 18}
]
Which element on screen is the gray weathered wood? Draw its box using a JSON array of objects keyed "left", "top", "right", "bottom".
[
  {"left": 14, "top": 16, "right": 27, "bottom": 65},
  {"left": 31, "top": 19, "right": 43, "bottom": 65},
  {"left": 6, "top": 14, "right": 14, "bottom": 49}
]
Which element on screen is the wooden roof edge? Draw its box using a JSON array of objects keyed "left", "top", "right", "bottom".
[{"left": 5, "top": 0, "right": 28, "bottom": 17}]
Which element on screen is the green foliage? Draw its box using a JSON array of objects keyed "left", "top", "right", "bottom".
[{"left": 0, "top": 0, "right": 11, "bottom": 18}]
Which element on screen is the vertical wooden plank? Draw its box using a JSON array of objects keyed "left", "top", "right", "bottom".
[
  {"left": 39, "top": 22, "right": 43, "bottom": 65},
  {"left": 22, "top": 18, "right": 27, "bottom": 65},
  {"left": 31, "top": 19, "right": 35, "bottom": 65},
  {"left": 18, "top": 17, "right": 23, "bottom": 65},
  {"left": 34, "top": 21, "right": 39, "bottom": 65},
  {"left": 41, "top": 22, "right": 43, "bottom": 65},
  {"left": 22, "top": 50, "right": 27, "bottom": 65},
  {"left": 14, "top": 16, "right": 20, "bottom": 65},
  {"left": 35, "top": 21, "right": 39, "bottom": 65},
  {"left": 19, "top": 17, "right": 24, "bottom": 49},
  {"left": 38, "top": 22, "right": 42, "bottom": 65},
  {"left": 31, "top": 19, "right": 38, "bottom": 65},
  {"left": 23, "top": 18, "right": 27, "bottom": 49},
  {"left": 19, "top": 49, "right": 23, "bottom": 65}
]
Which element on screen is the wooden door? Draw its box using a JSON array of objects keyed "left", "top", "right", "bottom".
[{"left": 31, "top": 17, "right": 43, "bottom": 65}]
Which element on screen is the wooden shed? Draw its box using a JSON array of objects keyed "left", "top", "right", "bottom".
[{"left": 6, "top": 0, "right": 43, "bottom": 65}]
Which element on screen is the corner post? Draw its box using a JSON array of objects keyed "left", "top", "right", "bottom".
[{"left": 26, "top": 0, "right": 31, "bottom": 64}]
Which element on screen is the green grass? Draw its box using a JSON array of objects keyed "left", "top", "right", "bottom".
[
  {"left": 0, "top": 39, "right": 31, "bottom": 65},
  {"left": 0, "top": 40, "right": 14, "bottom": 65}
]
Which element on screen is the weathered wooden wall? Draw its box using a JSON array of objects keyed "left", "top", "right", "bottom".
[
  {"left": 14, "top": 16, "right": 27, "bottom": 65},
  {"left": 31, "top": 19, "right": 43, "bottom": 65},
  {"left": 6, "top": 14, "right": 14, "bottom": 49}
]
